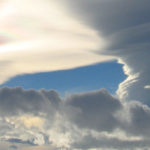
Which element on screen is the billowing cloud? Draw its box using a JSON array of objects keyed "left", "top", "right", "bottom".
[
  {"left": 0, "top": 87, "right": 60, "bottom": 116},
  {"left": 0, "top": 87, "right": 150, "bottom": 150},
  {"left": 66, "top": 89, "right": 122, "bottom": 132},
  {"left": 59, "top": 0, "right": 150, "bottom": 104}
]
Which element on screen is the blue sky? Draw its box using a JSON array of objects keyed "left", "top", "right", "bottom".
[{"left": 1, "top": 61, "right": 126, "bottom": 96}]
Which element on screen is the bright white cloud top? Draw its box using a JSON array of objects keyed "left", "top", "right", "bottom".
[{"left": 0, "top": 0, "right": 113, "bottom": 84}]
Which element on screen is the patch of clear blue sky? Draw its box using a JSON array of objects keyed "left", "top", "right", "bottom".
[{"left": 0, "top": 61, "right": 127, "bottom": 96}]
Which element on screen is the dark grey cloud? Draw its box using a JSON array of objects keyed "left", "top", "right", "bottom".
[
  {"left": 60, "top": 0, "right": 150, "bottom": 35},
  {"left": 0, "top": 87, "right": 61, "bottom": 116},
  {"left": 7, "top": 138, "right": 36, "bottom": 146},
  {"left": 9, "top": 145, "right": 18, "bottom": 149},
  {"left": 72, "top": 134, "right": 150, "bottom": 150},
  {"left": 66, "top": 89, "right": 122, "bottom": 132},
  {"left": 59, "top": 0, "right": 150, "bottom": 104},
  {"left": 1, "top": 87, "right": 150, "bottom": 149},
  {"left": 123, "top": 102, "right": 150, "bottom": 137}
]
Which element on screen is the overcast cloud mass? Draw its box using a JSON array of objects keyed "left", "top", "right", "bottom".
[
  {"left": 0, "top": 0, "right": 150, "bottom": 150},
  {"left": 1, "top": 87, "right": 150, "bottom": 150}
]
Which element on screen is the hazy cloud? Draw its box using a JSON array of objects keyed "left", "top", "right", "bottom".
[
  {"left": 72, "top": 134, "right": 150, "bottom": 150},
  {"left": 9, "top": 145, "right": 18, "bottom": 149}
]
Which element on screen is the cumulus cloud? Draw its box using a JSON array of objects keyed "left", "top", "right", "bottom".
[
  {"left": 124, "top": 101, "right": 150, "bottom": 137},
  {"left": 66, "top": 89, "right": 122, "bottom": 132},
  {"left": 0, "top": 87, "right": 60, "bottom": 116},
  {"left": 0, "top": 87, "right": 150, "bottom": 150}
]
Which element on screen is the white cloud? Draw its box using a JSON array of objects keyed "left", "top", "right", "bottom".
[
  {"left": 144, "top": 85, "right": 150, "bottom": 89},
  {"left": 0, "top": 0, "right": 113, "bottom": 84}
]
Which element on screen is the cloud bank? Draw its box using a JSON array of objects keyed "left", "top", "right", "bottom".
[{"left": 0, "top": 87, "right": 150, "bottom": 150}]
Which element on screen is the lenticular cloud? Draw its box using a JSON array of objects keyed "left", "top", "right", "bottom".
[
  {"left": 61, "top": 0, "right": 150, "bottom": 104},
  {"left": 0, "top": 0, "right": 112, "bottom": 84}
]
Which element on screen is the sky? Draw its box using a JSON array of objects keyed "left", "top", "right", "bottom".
[
  {"left": 0, "top": 0, "right": 150, "bottom": 150},
  {"left": 0, "top": 61, "right": 126, "bottom": 96}
]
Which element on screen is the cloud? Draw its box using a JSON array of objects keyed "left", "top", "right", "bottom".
[
  {"left": 0, "top": 87, "right": 60, "bottom": 117},
  {"left": 59, "top": 0, "right": 150, "bottom": 104},
  {"left": 72, "top": 134, "right": 150, "bottom": 150},
  {"left": 0, "top": 0, "right": 113, "bottom": 84},
  {"left": 66, "top": 89, "right": 122, "bottom": 132},
  {"left": 124, "top": 101, "right": 150, "bottom": 137},
  {"left": 0, "top": 1, "right": 150, "bottom": 150},
  {"left": 0, "top": 87, "right": 150, "bottom": 149},
  {"left": 144, "top": 85, "right": 150, "bottom": 89},
  {"left": 7, "top": 138, "right": 35, "bottom": 146},
  {"left": 9, "top": 145, "right": 18, "bottom": 149}
]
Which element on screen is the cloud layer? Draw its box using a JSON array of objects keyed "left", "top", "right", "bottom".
[
  {"left": 0, "top": 87, "right": 150, "bottom": 150},
  {"left": 0, "top": 0, "right": 113, "bottom": 84}
]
